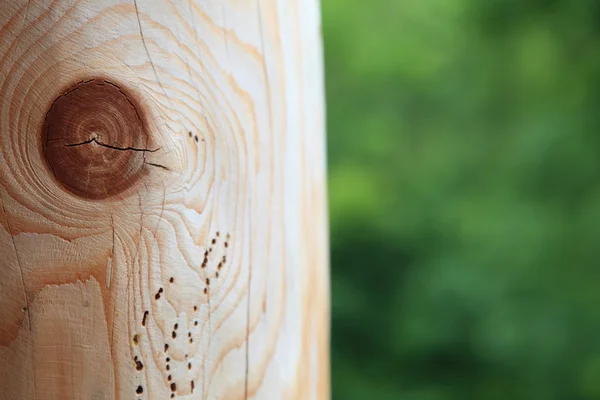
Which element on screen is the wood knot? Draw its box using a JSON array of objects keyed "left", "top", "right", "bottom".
[{"left": 43, "top": 78, "right": 153, "bottom": 200}]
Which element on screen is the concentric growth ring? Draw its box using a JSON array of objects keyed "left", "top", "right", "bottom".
[{"left": 43, "top": 78, "right": 152, "bottom": 200}]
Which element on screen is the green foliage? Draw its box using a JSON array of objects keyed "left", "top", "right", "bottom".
[{"left": 324, "top": 1, "right": 600, "bottom": 398}]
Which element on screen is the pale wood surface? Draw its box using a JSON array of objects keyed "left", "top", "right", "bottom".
[{"left": 0, "top": 1, "right": 328, "bottom": 399}]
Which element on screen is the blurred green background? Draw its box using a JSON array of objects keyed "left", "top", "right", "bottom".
[{"left": 323, "top": 1, "right": 600, "bottom": 399}]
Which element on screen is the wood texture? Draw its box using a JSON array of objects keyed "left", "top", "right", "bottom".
[{"left": 0, "top": 1, "right": 328, "bottom": 399}]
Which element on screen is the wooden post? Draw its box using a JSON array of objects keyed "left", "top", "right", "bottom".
[{"left": 0, "top": 1, "right": 328, "bottom": 399}]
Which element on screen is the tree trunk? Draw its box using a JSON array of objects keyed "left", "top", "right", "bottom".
[{"left": 0, "top": 1, "right": 328, "bottom": 399}]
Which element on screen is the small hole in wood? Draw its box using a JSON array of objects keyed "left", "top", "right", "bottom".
[
  {"left": 194, "top": 320, "right": 198, "bottom": 326},
  {"left": 136, "top": 386, "right": 143, "bottom": 394},
  {"left": 169, "top": 277, "right": 174, "bottom": 283},
  {"left": 172, "top": 331, "right": 177, "bottom": 339},
  {"left": 133, "top": 334, "right": 139, "bottom": 345},
  {"left": 168, "top": 374, "right": 172, "bottom": 381},
  {"left": 135, "top": 360, "right": 144, "bottom": 371},
  {"left": 164, "top": 343, "right": 169, "bottom": 352},
  {"left": 191, "top": 380, "right": 195, "bottom": 393},
  {"left": 142, "top": 311, "right": 149, "bottom": 326},
  {"left": 187, "top": 362, "right": 191, "bottom": 370},
  {"left": 171, "top": 382, "right": 177, "bottom": 392},
  {"left": 193, "top": 305, "right": 198, "bottom": 312}
]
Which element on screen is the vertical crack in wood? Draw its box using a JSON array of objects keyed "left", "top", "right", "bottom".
[
  {"left": 152, "top": 178, "right": 167, "bottom": 239},
  {"left": 110, "top": 187, "right": 144, "bottom": 369},
  {"left": 107, "top": 215, "right": 116, "bottom": 289},
  {"left": 112, "top": 187, "right": 146, "bottom": 396},
  {"left": 133, "top": 0, "right": 172, "bottom": 109},
  {"left": 245, "top": 0, "right": 269, "bottom": 395},
  {"left": 109, "top": 52, "right": 175, "bottom": 126},
  {"left": 255, "top": 0, "right": 273, "bottom": 132},
  {"left": 187, "top": 0, "right": 212, "bottom": 134},
  {"left": 0, "top": 195, "right": 30, "bottom": 328},
  {"left": 179, "top": 0, "right": 196, "bottom": 105},
  {"left": 22, "top": 0, "right": 31, "bottom": 30},
  {"left": 0, "top": 192, "right": 37, "bottom": 394}
]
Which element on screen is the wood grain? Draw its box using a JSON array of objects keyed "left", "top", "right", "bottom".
[{"left": 0, "top": 1, "right": 328, "bottom": 399}]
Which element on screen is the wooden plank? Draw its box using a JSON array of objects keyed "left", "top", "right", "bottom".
[{"left": 0, "top": 1, "right": 328, "bottom": 398}]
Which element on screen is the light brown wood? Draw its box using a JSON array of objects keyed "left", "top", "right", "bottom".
[{"left": 0, "top": 1, "right": 329, "bottom": 399}]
